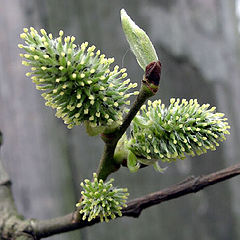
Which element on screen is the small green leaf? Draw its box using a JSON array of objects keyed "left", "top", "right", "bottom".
[
  {"left": 138, "top": 158, "right": 157, "bottom": 165},
  {"left": 121, "top": 9, "right": 158, "bottom": 70},
  {"left": 153, "top": 162, "right": 167, "bottom": 173},
  {"left": 114, "top": 134, "right": 129, "bottom": 164},
  {"left": 84, "top": 121, "right": 105, "bottom": 136},
  {"left": 127, "top": 151, "right": 140, "bottom": 172}
]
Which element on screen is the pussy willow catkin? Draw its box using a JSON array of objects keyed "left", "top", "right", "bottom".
[
  {"left": 19, "top": 28, "right": 138, "bottom": 129},
  {"left": 129, "top": 98, "right": 230, "bottom": 164},
  {"left": 76, "top": 173, "right": 129, "bottom": 222}
]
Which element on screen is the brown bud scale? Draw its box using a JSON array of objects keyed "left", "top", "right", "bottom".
[{"left": 145, "top": 60, "right": 161, "bottom": 86}]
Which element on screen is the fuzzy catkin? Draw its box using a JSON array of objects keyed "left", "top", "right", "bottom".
[
  {"left": 19, "top": 28, "right": 138, "bottom": 129},
  {"left": 129, "top": 98, "right": 230, "bottom": 164},
  {"left": 76, "top": 173, "right": 129, "bottom": 222}
]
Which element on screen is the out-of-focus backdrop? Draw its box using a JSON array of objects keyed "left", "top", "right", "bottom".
[{"left": 1, "top": 1, "right": 240, "bottom": 239}]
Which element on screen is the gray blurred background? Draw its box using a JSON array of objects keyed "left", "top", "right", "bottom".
[{"left": 1, "top": 0, "right": 240, "bottom": 239}]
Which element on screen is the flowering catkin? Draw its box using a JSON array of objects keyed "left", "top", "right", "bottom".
[
  {"left": 128, "top": 98, "right": 230, "bottom": 165},
  {"left": 19, "top": 27, "right": 138, "bottom": 129},
  {"left": 76, "top": 173, "right": 129, "bottom": 222}
]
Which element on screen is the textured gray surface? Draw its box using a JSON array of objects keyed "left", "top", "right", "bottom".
[{"left": 0, "top": 0, "right": 240, "bottom": 239}]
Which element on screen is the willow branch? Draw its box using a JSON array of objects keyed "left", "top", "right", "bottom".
[
  {"left": 32, "top": 163, "right": 240, "bottom": 239},
  {"left": 122, "top": 163, "right": 240, "bottom": 217}
]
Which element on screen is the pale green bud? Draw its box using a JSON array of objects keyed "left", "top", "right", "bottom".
[{"left": 121, "top": 9, "right": 158, "bottom": 70}]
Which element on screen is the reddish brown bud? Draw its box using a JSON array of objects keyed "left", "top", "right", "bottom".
[{"left": 145, "top": 60, "right": 161, "bottom": 86}]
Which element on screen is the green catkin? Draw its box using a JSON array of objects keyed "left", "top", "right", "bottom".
[
  {"left": 19, "top": 28, "right": 137, "bottom": 129},
  {"left": 128, "top": 98, "right": 230, "bottom": 166},
  {"left": 76, "top": 173, "right": 129, "bottom": 222}
]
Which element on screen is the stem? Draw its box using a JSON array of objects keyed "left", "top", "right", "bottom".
[
  {"left": 97, "top": 60, "right": 162, "bottom": 180},
  {"left": 96, "top": 82, "right": 155, "bottom": 181},
  {"left": 96, "top": 143, "right": 118, "bottom": 181},
  {"left": 73, "top": 81, "right": 157, "bottom": 221},
  {"left": 115, "top": 83, "right": 154, "bottom": 139},
  {"left": 75, "top": 61, "right": 161, "bottom": 221}
]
